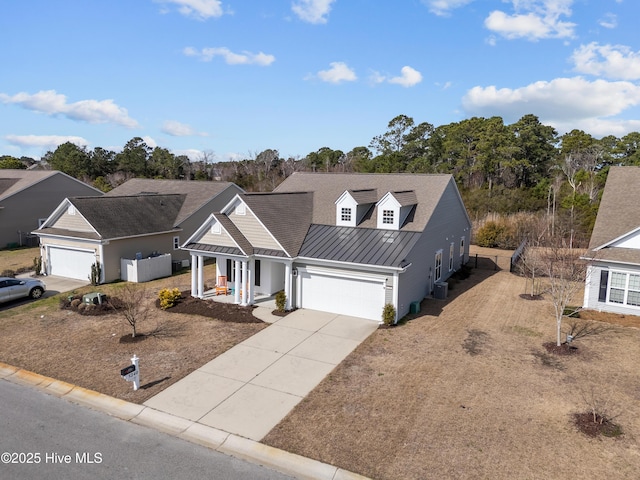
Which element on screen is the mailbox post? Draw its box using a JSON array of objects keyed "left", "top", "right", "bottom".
[{"left": 120, "top": 354, "right": 140, "bottom": 391}]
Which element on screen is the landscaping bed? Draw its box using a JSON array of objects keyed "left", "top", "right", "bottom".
[{"left": 0, "top": 269, "right": 267, "bottom": 404}]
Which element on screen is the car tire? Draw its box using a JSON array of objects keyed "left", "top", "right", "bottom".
[{"left": 29, "top": 287, "right": 44, "bottom": 299}]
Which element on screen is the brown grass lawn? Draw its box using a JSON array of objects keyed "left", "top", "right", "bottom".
[
  {"left": 2, "top": 247, "right": 640, "bottom": 478},
  {"left": 0, "top": 264, "right": 267, "bottom": 404},
  {"left": 0, "top": 246, "right": 39, "bottom": 274},
  {"left": 263, "top": 251, "right": 640, "bottom": 479}
]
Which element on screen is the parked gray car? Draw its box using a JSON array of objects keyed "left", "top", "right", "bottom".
[{"left": 0, "top": 277, "right": 46, "bottom": 304}]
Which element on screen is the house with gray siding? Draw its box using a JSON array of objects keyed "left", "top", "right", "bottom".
[
  {"left": 184, "top": 173, "right": 471, "bottom": 322},
  {"left": 35, "top": 179, "right": 242, "bottom": 282},
  {"left": 583, "top": 166, "right": 640, "bottom": 316},
  {"left": 0, "top": 170, "right": 102, "bottom": 250}
]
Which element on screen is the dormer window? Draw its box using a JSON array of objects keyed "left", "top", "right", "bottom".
[
  {"left": 235, "top": 203, "right": 246, "bottom": 215},
  {"left": 341, "top": 207, "right": 352, "bottom": 222},
  {"left": 67, "top": 205, "right": 76, "bottom": 216},
  {"left": 382, "top": 210, "right": 394, "bottom": 224}
]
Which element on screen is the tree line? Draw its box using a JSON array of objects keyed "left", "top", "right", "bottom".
[{"left": 3, "top": 113, "right": 639, "bottom": 247}]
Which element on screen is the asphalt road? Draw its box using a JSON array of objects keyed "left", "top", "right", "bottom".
[{"left": 0, "top": 380, "right": 294, "bottom": 480}]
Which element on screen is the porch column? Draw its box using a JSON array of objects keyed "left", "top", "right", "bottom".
[
  {"left": 234, "top": 260, "right": 241, "bottom": 304},
  {"left": 284, "top": 262, "right": 292, "bottom": 310},
  {"left": 197, "top": 255, "right": 204, "bottom": 298},
  {"left": 247, "top": 259, "right": 254, "bottom": 305},
  {"left": 191, "top": 254, "right": 198, "bottom": 297},
  {"left": 240, "top": 260, "right": 248, "bottom": 306}
]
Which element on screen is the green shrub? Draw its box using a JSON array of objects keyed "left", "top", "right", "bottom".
[
  {"left": 158, "top": 287, "right": 182, "bottom": 309},
  {"left": 382, "top": 303, "right": 396, "bottom": 326},
  {"left": 275, "top": 290, "right": 286, "bottom": 312}
]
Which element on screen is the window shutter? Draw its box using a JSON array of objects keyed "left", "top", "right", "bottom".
[{"left": 598, "top": 270, "right": 609, "bottom": 302}]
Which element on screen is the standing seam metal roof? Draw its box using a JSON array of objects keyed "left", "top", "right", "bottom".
[{"left": 298, "top": 224, "right": 421, "bottom": 267}]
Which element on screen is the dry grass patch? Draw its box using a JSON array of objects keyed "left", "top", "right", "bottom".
[
  {"left": 263, "top": 268, "right": 640, "bottom": 480},
  {"left": 0, "top": 267, "right": 267, "bottom": 404}
]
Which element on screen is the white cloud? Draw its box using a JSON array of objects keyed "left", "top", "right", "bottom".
[
  {"left": 157, "top": 0, "right": 225, "bottom": 20},
  {"left": 316, "top": 62, "right": 357, "bottom": 84},
  {"left": 0, "top": 90, "right": 139, "bottom": 128},
  {"left": 162, "top": 120, "right": 208, "bottom": 137},
  {"left": 484, "top": 0, "right": 576, "bottom": 41},
  {"left": 292, "top": 0, "right": 335, "bottom": 24},
  {"left": 598, "top": 13, "right": 617, "bottom": 29},
  {"left": 4, "top": 134, "right": 89, "bottom": 149},
  {"left": 142, "top": 136, "right": 158, "bottom": 149},
  {"left": 184, "top": 46, "right": 275, "bottom": 66},
  {"left": 424, "top": 0, "right": 474, "bottom": 17},
  {"left": 461, "top": 77, "right": 640, "bottom": 134},
  {"left": 174, "top": 148, "right": 205, "bottom": 160},
  {"left": 388, "top": 66, "right": 423, "bottom": 87},
  {"left": 572, "top": 43, "right": 640, "bottom": 81}
]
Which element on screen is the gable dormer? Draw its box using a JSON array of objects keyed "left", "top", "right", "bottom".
[
  {"left": 335, "top": 189, "right": 377, "bottom": 227},
  {"left": 376, "top": 190, "right": 417, "bottom": 230}
]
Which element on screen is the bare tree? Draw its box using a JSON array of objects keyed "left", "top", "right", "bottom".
[
  {"left": 115, "top": 284, "right": 149, "bottom": 338},
  {"left": 541, "top": 243, "right": 588, "bottom": 346}
]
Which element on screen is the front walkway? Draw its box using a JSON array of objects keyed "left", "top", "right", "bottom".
[{"left": 143, "top": 308, "right": 379, "bottom": 441}]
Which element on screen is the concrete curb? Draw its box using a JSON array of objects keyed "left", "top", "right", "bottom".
[{"left": 0, "top": 362, "right": 371, "bottom": 480}]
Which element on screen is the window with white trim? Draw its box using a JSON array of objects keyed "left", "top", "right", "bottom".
[
  {"left": 382, "top": 210, "right": 394, "bottom": 224},
  {"left": 341, "top": 207, "right": 352, "bottom": 222},
  {"left": 67, "top": 205, "right": 76, "bottom": 215},
  {"left": 211, "top": 222, "right": 221, "bottom": 234},
  {"left": 609, "top": 271, "right": 640, "bottom": 306},
  {"left": 435, "top": 250, "right": 442, "bottom": 281},
  {"left": 235, "top": 203, "right": 246, "bottom": 215},
  {"left": 449, "top": 243, "right": 454, "bottom": 271},
  {"left": 173, "top": 236, "right": 180, "bottom": 250}
]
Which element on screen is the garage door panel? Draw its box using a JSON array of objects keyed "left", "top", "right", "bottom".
[
  {"left": 49, "top": 247, "right": 95, "bottom": 280},
  {"left": 299, "top": 270, "right": 385, "bottom": 321}
]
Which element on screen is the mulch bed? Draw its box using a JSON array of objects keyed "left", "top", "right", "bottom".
[
  {"left": 573, "top": 412, "right": 623, "bottom": 438},
  {"left": 543, "top": 341, "right": 579, "bottom": 356},
  {"left": 158, "top": 291, "right": 262, "bottom": 323}
]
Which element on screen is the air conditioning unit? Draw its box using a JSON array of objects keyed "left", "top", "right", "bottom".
[{"left": 434, "top": 281, "right": 448, "bottom": 300}]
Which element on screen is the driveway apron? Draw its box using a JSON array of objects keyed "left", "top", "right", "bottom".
[{"left": 143, "top": 309, "right": 379, "bottom": 441}]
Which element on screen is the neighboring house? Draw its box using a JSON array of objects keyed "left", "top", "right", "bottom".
[
  {"left": 184, "top": 173, "right": 471, "bottom": 322},
  {"left": 0, "top": 170, "right": 102, "bottom": 249},
  {"left": 583, "top": 166, "right": 640, "bottom": 316},
  {"left": 35, "top": 179, "right": 242, "bottom": 282}
]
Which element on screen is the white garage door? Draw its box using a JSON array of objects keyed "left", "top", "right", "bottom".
[
  {"left": 49, "top": 247, "right": 96, "bottom": 280},
  {"left": 299, "top": 268, "right": 386, "bottom": 321}
]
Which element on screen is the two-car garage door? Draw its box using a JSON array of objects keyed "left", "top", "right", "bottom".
[
  {"left": 298, "top": 267, "right": 386, "bottom": 321},
  {"left": 49, "top": 247, "right": 96, "bottom": 281}
]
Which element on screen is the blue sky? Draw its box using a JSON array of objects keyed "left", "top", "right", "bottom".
[{"left": 2, "top": 0, "right": 640, "bottom": 162}]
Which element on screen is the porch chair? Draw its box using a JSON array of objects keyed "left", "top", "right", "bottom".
[{"left": 215, "top": 276, "right": 229, "bottom": 296}]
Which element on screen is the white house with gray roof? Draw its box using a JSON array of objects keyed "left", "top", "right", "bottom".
[
  {"left": 184, "top": 173, "right": 471, "bottom": 322},
  {"left": 35, "top": 179, "right": 242, "bottom": 282},
  {"left": 583, "top": 166, "right": 640, "bottom": 316}
]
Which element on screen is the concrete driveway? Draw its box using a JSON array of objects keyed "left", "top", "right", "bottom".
[
  {"left": 17, "top": 272, "right": 89, "bottom": 298},
  {"left": 144, "top": 309, "right": 379, "bottom": 441},
  {"left": 0, "top": 273, "right": 89, "bottom": 311}
]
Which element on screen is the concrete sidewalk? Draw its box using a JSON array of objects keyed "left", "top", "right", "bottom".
[{"left": 144, "top": 308, "right": 379, "bottom": 441}]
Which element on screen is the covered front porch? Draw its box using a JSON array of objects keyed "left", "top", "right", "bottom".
[{"left": 189, "top": 252, "right": 294, "bottom": 310}]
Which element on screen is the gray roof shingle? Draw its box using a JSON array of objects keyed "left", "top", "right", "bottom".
[
  {"left": 107, "top": 178, "right": 237, "bottom": 225},
  {"left": 242, "top": 191, "right": 313, "bottom": 257},
  {"left": 589, "top": 166, "right": 640, "bottom": 249},
  {"left": 274, "top": 172, "right": 453, "bottom": 231},
  {"left": 50, "top": 195, "right": 185, "bottom": 239}
]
